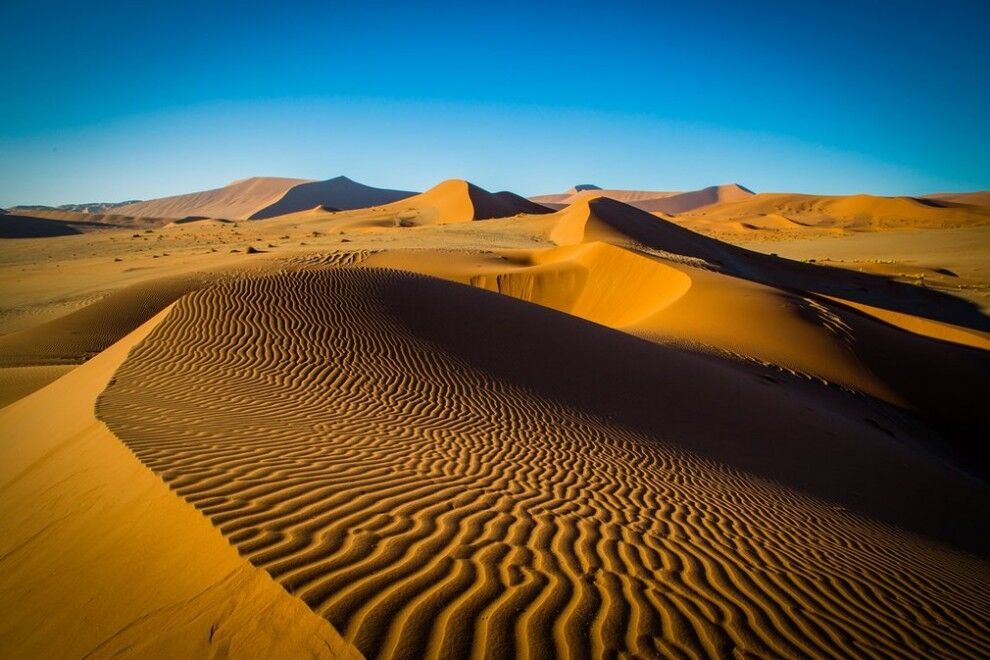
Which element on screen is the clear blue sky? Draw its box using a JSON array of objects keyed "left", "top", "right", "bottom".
[{"left": 1, "top": 0, "right": 987, "bottom": 206}]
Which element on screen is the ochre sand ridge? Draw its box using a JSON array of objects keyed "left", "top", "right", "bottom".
[{"left": 96, "top": 267, "right": 989, "bottom": 658}]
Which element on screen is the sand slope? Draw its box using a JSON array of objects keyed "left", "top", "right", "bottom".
[
  {"left": 0, "top": 309, "right": 357, "bottom": 659},
  {"left": 96, "top": 267, "right": 989, "bottom": 659},
  {"left": 114, "top": 176, "right": 310, "bottom": 220}
]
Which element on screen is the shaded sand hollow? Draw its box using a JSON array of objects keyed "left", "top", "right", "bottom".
[{"left": 2, "top": 181, "right": 990, "bottom": 658}]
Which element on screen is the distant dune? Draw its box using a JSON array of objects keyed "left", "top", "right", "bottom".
[
  {"left": 531, "top": 183, "right": 753, "bottom": 213},
  {"left": 249, "top": 176, "right": 416, "bottom": 219},
  {"left": 676, "top": 192, "right": 990, "bottom": 235},
  {"left": 114, "top": 176, "right": 311, "bottom": 219},
  {"left": 635, "top": 183, "right": 754, "bottom": 213},
  {"left": 924, "top": 190, "right": 990, "bottom": 206},
  {"left": 379, "top": 179, "right": 553, "bottom": 224}
]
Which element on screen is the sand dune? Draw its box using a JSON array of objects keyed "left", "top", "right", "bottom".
[
  {"left": 377, "top": 179, "right": 553, "bottom": 224},
  {"left": 531, "top": 184, "right": 753, "bottom": 214},
  {"left": 675, "top": 192, "right": 990, "bottom": 237},
  {"left": 95, "top": 267, "right": 989, "bottom": 658},
  {"left": 924, "top": 190, "right": 990, "bottom": 206},
  {"left": 249, "top": 175, "right": 416, "bottom": 219},
  {"left": 114, "top": 176, "right": 311, "bottom": 219},
  {"left": 635, "top": 184, "right": 754, "bottom": 214}
]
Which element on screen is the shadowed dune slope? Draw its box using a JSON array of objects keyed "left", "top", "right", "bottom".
[
  {"left": 250, "top": 175, "right": 417, "bottom": 219},
  {"left": 365, "top": 241, "right": 990, "bottom": 473},
  {"left": 0, "top": 214, "right": 84, "bottom": 238},
  {"left": 0, "top": 309, "right": 357, "bottom": 659},
  {"left": 924, "top": 190, "right": 990, "bottom": 206},
  {"left": 114, "top": 176, "right": 310, "bottom": 219},
  {"left": 97, "top": 267, "right": 989, "bottom": 659}
]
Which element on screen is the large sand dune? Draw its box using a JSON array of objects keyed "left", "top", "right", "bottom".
[
  {"left": 249, "top": 176, "right": 417, "bottom": 219},
  {"left": 2, "top": 177, "right": 989, "bottom": 658},
  {"left": 114, "top": 176, "right": 311, "bottom": 219},
  {"left": 94, "top": 267, "right": 988, "bottom": 658}
]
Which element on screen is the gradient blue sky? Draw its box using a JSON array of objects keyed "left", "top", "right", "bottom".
[{"left": 1, "top": 0, "right": 988, "bottom": 206}]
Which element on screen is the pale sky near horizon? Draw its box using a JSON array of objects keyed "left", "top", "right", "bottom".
[{"left": 1, "top": 0, "right": 988, "bottom": 206}]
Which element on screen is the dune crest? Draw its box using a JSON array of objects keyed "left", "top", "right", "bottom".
[{"left": 0, "top": 308, "right": 357, "bottom": 658}]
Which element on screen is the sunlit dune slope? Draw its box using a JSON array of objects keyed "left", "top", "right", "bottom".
[
  {"left": 0, "top": 310, "right": 357, "bottom": 659},
  {"left": 96, "top": 267, "right": 989, "bottom": 658},
  {"left": 114, "top": 176, "right": 310, "bottom": 219}
]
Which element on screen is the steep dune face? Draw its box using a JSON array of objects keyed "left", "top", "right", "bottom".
[
  {"left": 114, "top": 177, "right": 310, "bottom": 219},
  {"left": 95, "top": 267, "right": 989, "bottom": 659},
  {"left": 0, "top": 310, "right": 357, "bottom": 659},
  {"left": 378, "top": 179, "right": 552, "bottom": 224},
  {"left": 249, "top": 176, "right": 417, "bottom": 219}
]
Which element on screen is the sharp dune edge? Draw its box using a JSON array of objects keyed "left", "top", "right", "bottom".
[
  {"left": 0, "top": 309, "right": 358, "bottom": 658},
  {"left": 2, "top": 179, "right": 990, "bottom": 658}
]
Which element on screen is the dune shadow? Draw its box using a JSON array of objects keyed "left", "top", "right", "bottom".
[{"left": 380, "top": 271, "right": 990, "bottom": 556}]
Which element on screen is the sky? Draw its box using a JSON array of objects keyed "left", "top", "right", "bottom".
[{"left": 1, "top": 0, "right": 988, "bottom": 206}]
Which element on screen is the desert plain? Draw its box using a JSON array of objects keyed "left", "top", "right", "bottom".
[{"left": 1, "top": 176, "right": 989, "bottom": 658}]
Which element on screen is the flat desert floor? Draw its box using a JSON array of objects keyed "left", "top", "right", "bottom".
[{"left": 1, "top": 180, "right": 989, "bottom": 658}]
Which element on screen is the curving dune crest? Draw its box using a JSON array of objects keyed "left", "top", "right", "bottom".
[{"left": 97, "top": 267, "right": 990, "bottom": 659}]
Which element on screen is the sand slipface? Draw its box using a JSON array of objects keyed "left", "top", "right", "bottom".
[{"left": 2, "top": 178, "right": 990, "bottom": 658}]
